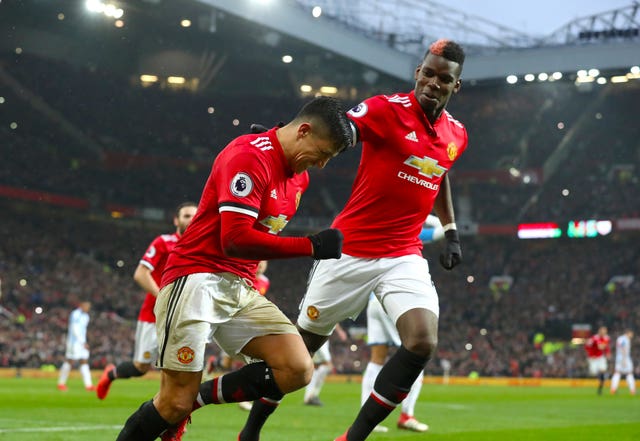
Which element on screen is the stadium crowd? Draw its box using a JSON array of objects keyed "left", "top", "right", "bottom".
[{"left": 1, "top": 206, "right": 638, "bottom": 378}]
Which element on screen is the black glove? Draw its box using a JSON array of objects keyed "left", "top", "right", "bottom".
[
  {"left": 439, "top": 229, "right": 462, "bottom": 270},
  {"left": 308, "top": 229, "right": 343, "bottom": 260},
  {"left": 249, "top": 123, "right": 269, "bottom": 134}
]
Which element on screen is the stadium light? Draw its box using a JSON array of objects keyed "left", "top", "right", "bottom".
[
  {"left": 630, "top": 66, "right": 640, "bottom": 74},
  {"left": 181, "top": 19, "right": 192, "bottom": 27},
  {"left": 140, "top": 74, "right": 158, "bottom": 83},
  {"left": 611, "top": 75, "right": 629, "bottom": 83},
  {"left": 537, "top": 72, "right": 548, "bottom": 81},
  {"left": 281, "top": 55, "right": 293, "bottom": 63},
  {"left": 114, "top": 20, "right": 124, "bottom": 28},
  {"left": 312, "top": 6, "right": 322, "bottom": 18},
  {"left": 596, "top": 77, "right": 607, "bottom": 85},
  {"left": 506, "top": 75, "right": 518, "bottom": 84},
  {"left": 300, "top": 84, "right": 312, "bottom": 93},
  {"left": 588, "top": 68, "right": 600, "bottom": 77},
  {"left": 524, "top": 74, "right": 535, "bottom": 82},
  {"left": 320, "top": 86, "right": 338, "bottom": 94},
  {"left": 167, "top": 76, "right": 185, "bottom": 84},
  {"left": 552, "top": 72, "right": 563, "bottom": 80}
]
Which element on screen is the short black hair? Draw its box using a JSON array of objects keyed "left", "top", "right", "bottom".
[
  {"left": 175, "top": 201, "right": 197, "bottom": 217},
  {"left": 294, "top": 96, "right": 354, "bottom": 153},
  {"left": 425, "top": 39, "right": 466, "bottom": 67}
]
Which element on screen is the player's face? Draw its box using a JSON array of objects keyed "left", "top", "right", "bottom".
[
  {"left": 175, "top": 205, "right": 197, "bottom": 234},
  {"left": 414, "top": 53, "right": 462, "bottom": 122},
  {"left": 293, "top": 124, "right": 340, "bottom": 173}
]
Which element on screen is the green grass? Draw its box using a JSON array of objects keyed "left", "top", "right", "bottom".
[{"left": 0, "top": 376, "right": 639, "bottom": 440}]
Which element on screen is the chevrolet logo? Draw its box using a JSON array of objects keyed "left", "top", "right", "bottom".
[
  {"left": 259, "top": 214, "right": 289, "bottom": 234},
  {"left": 404, "top": 155, "right": 447, "bottom": 178}
]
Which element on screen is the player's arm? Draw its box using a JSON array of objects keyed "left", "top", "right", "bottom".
[
  {"left": 220, "top": 211, "right": 341, "bottom": 260},
  {"left": 433, "top": 174, "right": 461, "bottom": 269},
  {"left": 133, "top": 263, "right": 160, "bottom": 297}
]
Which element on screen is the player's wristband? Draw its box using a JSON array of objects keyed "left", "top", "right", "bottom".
[{"left": 442, "top": 222, "right": 457, "bottom": 232}]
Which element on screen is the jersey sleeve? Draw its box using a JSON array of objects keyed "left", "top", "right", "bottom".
[
  {"left": 215, "top": 145, "right": 271, "bottom": 219},
  {"left": 347, "top": 95, "right": 387, "bottom": 145},
  {"left": 139, "top": 235, "right": 168, "bottom": 271}
]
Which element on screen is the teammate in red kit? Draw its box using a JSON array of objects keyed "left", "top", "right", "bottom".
[
  {"left": 96, "top": 202, "right": 197, "bottom": 400},
  {"left": 585, "top": 326, "right": 611, "bottom": 395},
  {"left": 114, "top": 96, "right": 353, "bottom": 441},
  {"left": 240, "top": 39, "right": 468, "bottom": 441},
  {"left": 253, "top": 260, "right": 270, "bottom": 296}
]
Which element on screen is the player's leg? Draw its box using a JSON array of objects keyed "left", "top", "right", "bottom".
[
  {"left": 342, "top": 255, "right": 437, "bottom": 441},
  {"left": 244, "top": 255, "right": 374, "bottom": 441},
  {"left": 98, "top": 321, "right": 156, "bottom": 399},
  {"left": 626, "top": 372, "right": 636, "bottom": 394},
  {"left": 361, "top": 345, "right": 388, "bottom": 432},
  {"left": 79, "top": 359, "right": 94, "bottom": 390},
  {"left": 610, "top": 369, "right": 621, "bottom": 393},
  {"left": 57, "top": 358, "right": 72, "bottom": 390},
  {"left": 346, "top": 309, "right": 435, "bottom": 440},
  {"left": 304, "top": 342, "right": 332, "bottom": 405},
  {"left": 397, "top": 370, "right": 428, "bottom": 432},
  {"left": 116, "top": 274, "right": 213, "bottom": 440},
  {"left": 117, "top": 369, "right": 202, "bottom": 441},
  {"left": 188, "top": 294, "right": 313, "bottom": 441}
]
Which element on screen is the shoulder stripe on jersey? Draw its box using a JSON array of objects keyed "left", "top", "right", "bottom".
[
  {"left": 386, "top": 94, "right": 412, "bottom": 107},
  {"left": 139, "top": 260, "right": 155, "bottom": 271},
  {"left": 444, "top": 110, "right": 464, "bottom": 128},
  {"left": 219, "top": 202, "right": 259, "bottom": 218}
]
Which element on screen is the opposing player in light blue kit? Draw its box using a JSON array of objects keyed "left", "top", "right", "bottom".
[
  {"left": 57, "top": 301, "right": 94, "bottom": 391},
  {"left": 610, "top": 329, "right": 636, "bottom": 395}
]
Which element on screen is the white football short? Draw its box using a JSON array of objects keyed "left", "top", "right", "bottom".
[
  {"left": 297, "top": 253, "right": 439, "bottom": 336},
  {"left": 312, "top": 341, "right": 332, "bottom": 364},
  {"left": 65, "top": 342, "right": 89, "bottom": 361},
  {"left": 133, "top": 320, "right": 158, "bottom": 364},
  {"left": 614, "top": 359, "right": 634, "bottom": 375},
  {"left": 155, "top": 272, "right": 298, "bottom": 372},
  {"left": 588, "top": 356, "right": 608, "bottom": 376},
  {"left": 366, "top": 295, "right": 401, "bottom": 347}
]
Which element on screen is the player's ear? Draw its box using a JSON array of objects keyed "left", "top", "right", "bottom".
[
  {"left": 453, "top": 79, "right": 462, "bottom": 94},
  {"left": 296, "top": 122, "right": 312, "bottom": 139}
]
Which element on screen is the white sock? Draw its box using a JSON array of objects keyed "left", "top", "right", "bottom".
[
  {"left": 627, "top": 374, "right": 636, "bottom": 393},
  {"left": 305, "top": 364, "right": 330, "bottom": 401},
  {"left": 80, "top": 363, "right": 92, "bottom": 387},
  {"left": 402, "top": 370, "right": 424, "bottom": 416},
  {"left": 610, "top": 372, "right": 621, "bottom": 392},
  {"left": 361, "top": 362, "right": 383, "bottom": 406},
  {"left": 58, "top": 362, "right": 71, "bottom": 385}
]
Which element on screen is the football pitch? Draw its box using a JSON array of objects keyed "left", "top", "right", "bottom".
[{"left": 0, "top": 376, "right": 638, "bottom": 441}]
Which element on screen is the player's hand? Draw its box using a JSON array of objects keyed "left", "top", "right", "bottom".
[
  {"left": 439, "top": 229, "right": 462, "bottom": 270},
  {"left": 249, "top": 123, "right": 269, "bottom": 134},
  {"left": 308, "top": 229, "right": 343, "bottom": 259}
]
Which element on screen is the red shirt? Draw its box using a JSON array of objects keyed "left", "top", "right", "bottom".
[
  {"left": 254, "top": 274, "right": 270, "bottom": 296},
  {"left": 137, "top": 233, "right": 179, "bottom": 323},
  {"left": 162, "top": 128, "right": 309, "bottom": 286},
  {"left": 585, "top": 334, "right": 611, "bottom": 358},
  {"left": 335, "top": 92, "right": 468, "bottom": 257}
]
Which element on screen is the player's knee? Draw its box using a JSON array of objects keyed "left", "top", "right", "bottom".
[
  {"left": 404, "top": 334, "right": 437, "bottom": 359},
  {"left": 280, "top": 355, "right": 314, "bottom": 393}
]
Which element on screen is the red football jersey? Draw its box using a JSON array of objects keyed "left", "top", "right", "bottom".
[
  {"left": 335, "top": 92, "right": 468, "bottom": 257},
  {"left": 585, "top": 334, "right": 611, "bottom": 358},
  {"left": 162, "top": 128, "right": 309, "bottom": 286},
  {"left": 254, "top": 274, "right": 270, "bottom": 296},
  {"left": 137, "top": 233, "right": 179, "bottom": 323}
]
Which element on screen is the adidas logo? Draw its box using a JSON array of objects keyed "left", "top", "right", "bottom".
[
  {"left": 405, "top": 131, "right": 418, "bottom": 142},
  {"left": 270, "top": 189, "right": 278, "bottom": 199}
]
